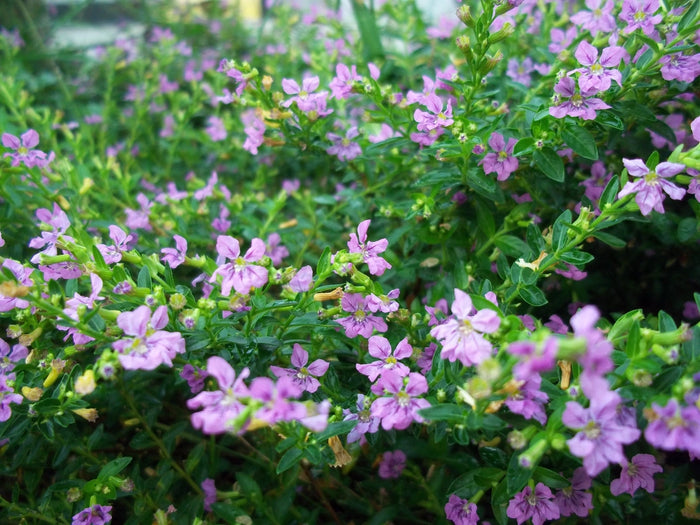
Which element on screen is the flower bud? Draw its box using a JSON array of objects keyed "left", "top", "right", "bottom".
[
  {"left": 455, "top": 35, "right": 472, "bottom": 60},
  {"left": 488, "top": 23, "right": 514, "bottom": 45},
  {"left": 456, "top": 5, "right": 474, "bottom": 27},
  {"left": 22, "top": 386, "right": 43, "bottom": 402},
  {"left": 72, "top": 408, "right": 99, "bottom": 422},
  {"left": 75, "top": 370, "right": 97, "bottom": 395},
  {"left": 479, "top": 50, "right": 504, "bottom": 75}
]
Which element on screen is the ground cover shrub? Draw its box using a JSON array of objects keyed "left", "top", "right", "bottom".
[{"left": 1, "top": 0, "right": 700, "bottom": 523}]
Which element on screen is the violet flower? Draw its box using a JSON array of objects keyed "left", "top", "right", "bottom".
[
  {"left": 620, "top": 0, "right": 662, "bottom": 35},
  {"left": 356, "top": 335, "right": 412, "bottom": 382},
  {"left": 570, "top": 0, "right": 616, "bottom": 36},
  {"left": 610, "top": 453, "right": 663, "bottom": 496},
  {"left": 326, "top": 126, "right": 362, "bottom": 161},
  {"left": 479, "top": 132, "right": 518, "bottom": 181},
  {"left": 570, "top": 41, "right": 626, "bottom": 93},
  {"left": 506, "top": 483, "right": 560, "bottom": 525},
  {"left": 281, "top": 76, "right": 322, "bottom": 112},
  {"left": 413, "top": 94, "right": 454, "bottom": 132},
  {"left": 97, "top": 225, "right": 134, "bottom": 264},
  {"left": 71, "top": 504, "right": 112, "bottom": 525},
  {"left": 336, "top": 293, "right": 388, "bottom": 338},
  {"left": 347, "top": 219, "right": 391, "bottom": 276},
  {"left": 0, "top": 374, "right": 22, "bottom": 422},
  {"left": 343, "top": 393, "right": 381, "bottom": 444},
  {"left": 617, "top": 158, "right": 686, "bottom": 216},
  {"left": 269, "top": 344, "right": 329, "bottom": 393},
  {"left": 113, "top": 305, "right": 186, "bottom": 370},
  {"left": 288, "top": 265, "right": 313, "bottom": 293},
  {"left": 507, "top": 337, "right": 558, "bottom": 380},
  {"left": 0, "top": 259, "right": 32, "bottom": 312},
  {"left": 329, "top": 63, "right": 361, "bottom": 100},
  {"left": 2, "top": 129, "right": 53, "bottom": 169},
  {"left": 161, "top": 234, "right": 188, "bottom": 268},
  {"left": 210, "top": 235, "right": 269, "bottom": 296},
  {"left": 444, "top": 494, "right": 479, "bottom": 525},
  {"left": 643, "top": 398, "right": 700, "bottom": 457},
  {"left": 378, "top": 450, "right": 406, "bottom": 479},
  {"left": 505, "top": 374, "right": 549, "bottom": 425},
  {"left": 554, "top": 467, "right": 593, "bottom": 518},
  {"left": 549, "top": 77, "right": 610, "bottom": 121},
  {"left": 430, "top": 288, "right": 500, "bottom": 367},
  {"left": 370, "top": 370, "right": 430, "bottom": 431},
  {"left": 201, "top": 478, "right": 216, "bottom": 512},
  {"left": 265, "top": 233, "right": 289, "bottom": 266}
]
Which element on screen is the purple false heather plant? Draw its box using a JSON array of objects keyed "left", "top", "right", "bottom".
[
  {"left": 570, "top": 41, "right": 626, "bottom": 93},
  {"left": 28, "top": 203, "right": 71, "bottom": 265},
  {"left": 326, "top": 126, "right": 361, "bottom": 161},
  {"left": 181, "top": 364, "right": 208, "bottom": 394},
  {"left": 570, "top": 0, "right": 616, "bottom": 36},
  {"left": 281, "top": 76, "right": 322, "bottom": 112},
  {"left": 205, "top": 116, "right": 227, "bottom": 141},
  {"left": 356, "top": 335, "right": 412, "bottom": 382},
  {"left": 444, "top": 494, "right": 479, "bottom": 525},
  {"left": 507, "top": 483, "right": 560, "bottom": 525},
  {"left": 264, "top": 233, "right": 289, "bottom": 266},
  {"left": 329, "top": 63, "right": 361, "bottom": 99},
  {"left": 617, "top": 158, "right": 686, "bottom": 216},
  {"left": 288, "top": 265, "right": 313, "bottom": 293},
  {"left": 269, "top": 343, "right": 329, "bottom": 393},
  {"left": 554, "top": 467, "right": 593, "bottom": 518},
  {"left": 507, "top": 337, "right": 558, "bottom": 381},
  {"left": 97, "top": 225, "right": 134, "bottom": 264},
  {"left": 161, "top": 234, "right": 188, "bottom": 268},
  {"left": 2, "top": 129, "right": 53, "bottom": 168},
  {"left": 113, "top": 305, "right": 186, "bottom": 370},
  {"left": 347, "top": 219, "right": 391, "bottom": 276},
  {"left": 659, "top": 52, "right": 700, "bottom": 83},
  {"left": 187, "top": 356, "right": 251, "bottom": 434},
  {"left": 71, "top": 504, "right": 112, "bottom": 525},
  {"left": 620, "top": 0, "right": 662, "bottom": 35},
  {"left": 366, "top": 289, "right": 400, "bottom": 313},
  {"left": 504, "top": 374, "right": 549, "bottom": 425},
  {"left": 378, "top": 449, "right": 406, "bottom": 479},
  {"left": 57, "top": 273, "right": 104, "bottom": 345},
  {"left": 370, "top": 370, "right": 430, "bottom": 431},
  {"left": 479, "top": 132, "right": 518, "bottom": 181},
  {"left": 562, "top": 388, "right": 641, "bottom": 476},
  {"left": 343, "top": 393, "right": 381, "bottom": 444},
  {"left": 201, "top": 478, "right": 217, "bottom": 512},
  {"left": 413, "top": 93, "right": 453, "bottom": 132},
  {"left": 0, "top": 338, "right": 28, "bottom": 378},
  {"left": 643, "top": 398, "right": 700, "bottom": 457},
  {"left": 242, "top": 110, "right": 265, "bottom": 155},
  {"left": 610, "top": 453, "right": 663, "bottom": 496},
  {"left": 406, "top": 75, "right": 436, "bottom": 105},
  {"left": 124, "top": 193, "right": 153, "bottom": 231},
  {"left": 336, "top": 293, "right": 388, "bottom": 338},
  {"left": 429, "top": 288, "right": 500, "bottom": 367},
  {"left": 0, "top": 374, "right": 22, "bottom": 422},
  {"left": 549, "top": 77, "right": 610, "bottom": 120},
  {"left": 249, "top": 375, "right": 307, "bottom": 427},
  {"left": 210, "top": 235, "right": 268, "bottom": 296},
  {"left": 426, "top": 15, "right": 458, "bottom": 40},
  {"left": 0, "top": 259, "right": 32, "bottom": 312}
]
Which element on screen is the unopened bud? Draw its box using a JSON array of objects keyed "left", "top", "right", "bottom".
[
  {"left": 75, "top": 370, "right": 97, "bottom": 395},
  {"left": 456, "top": 5, "right": 474, "bottom": 27},
  {"left": 455, "top": 35, "right": 471, "bottom": 59},
  {"left": 480, "top": 50, "right": 504, "bottom": 75},
  {"left": 488, "top": 23, "right": 515, "bottom": 45},
  {"left": 22, "top": 386, "right": 43, "bottom": 401},
  {"left": 72, "top": 408, "right": 99, "bottom": 422}
]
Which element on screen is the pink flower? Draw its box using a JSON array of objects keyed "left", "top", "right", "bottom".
[
  {"left": 288, "top": 265, "right": 313, "bottom": 292},
  {"left": 620, "top": 0, "right": 662, "bottom": 35},
  {"left": 71, "top": 504, "right": 112, "bottom": 525},
  {"left": 265, "top": 233, "right": 289, "bottom": 266},
  {"left": 57, "top": 273, "right": 104, "bottom": 345},
  {"left": 97, "top": 225, "right": 134, "bottom": 264},
  {"left": 426, "top": 15, "right": 458, "bottom": 39},
  {"left": 504, "top": 374, "right": 549, "bottom": 425},
  {"left": 570, "top": 0, "right": 616, "bottom": 36},
  {"left": 356, "top": 335, "right": 412, "bottom": 382},
  {"left": 347, "top": 219, "right": 391, "bottom": 276},
  {"left": 281, "top": 76, "right": 322, "bottom": 112},
  {"left": 508, "top": 337, "right": 558, "bottom": 380},
  {"left": 0, "top": 375, "right": 22, "bottom": 422},
  {"left": 378, "top": 450, "right": 406, "bottom": 479},
  {"left": 430, "top": 289, "right": 500, "bottom": 367},
  {"left": 205, "top": 116, "right": 227, "bottom": 141},
  {"left": 161, "top": 234, "right": 188, "bottom": 268},
  {"left": 549, "top": 77, "right": 610, "bottom": 120},
  {"left": 210, "top": 236, "right": 268, "bottom": 296},
  {"left": 554, "top": 467, "right": 593, "bottom": 518},
  {"left": 336, "top": 293, "right": 388, "bottom": 338},
  {"left": 370, "top": 371, "right": 430, "bottom": 430},
  {"left": 414, "top": 94, "right": 454, "bottom": 132},
  {"left": 2, "top": 129, "right": 53, "bottom": 169},
  {"left": 113, "top": 306, "right": 185, "bottom": 370},
  {"left": 270, "top": 344, "right": 329, "bottom": 393},
  {"left": 643, "top": 399, "right": 700, "bottom": 457},
  {"left": 507, "top": 483, "right": 560, "bottom": 525},
  {"left": 187, "top": 356, "right": 251, "bottom": 434},
  {"left": 444, "top": 494, "right": 479, "bottom": 525},
  {"left": 479, "top": 132, "right": 518, "bottom": 181},
  {"left": 343, "top": 394, "right": 381, "bottom": 444},
  {"left": 329, "top": 63, "right": 361, "bottom": 99},
  {"left": 570, "top": 41, "right": 626, "bottom": 93},
  {"left": 326, "top": 126, "right": 362, "bottom": 161},
  {"left": 610, "top": 453, "right": 663, "bottom": 496},
  {"left": 201, "top": 479, "right": 216, "bottom": 512},
  {"left": 617, "top": 158, "right": 686, "bottom": 216}
]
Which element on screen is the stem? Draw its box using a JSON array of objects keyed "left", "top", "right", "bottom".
[{"left": 0, "top": 496, "right": 61, "bottom": 524}]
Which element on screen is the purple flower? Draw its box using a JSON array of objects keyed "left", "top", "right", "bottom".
[
  {"left": 270, "top": 344, "right": 329, "bottom": 393},
  {"left": 181, "top": 364, "right": 208, "bottom": 394},
  {"left": 430, "top": 288, "right": 500, "bottom": 367},
  {"left": 329, "top": 63, "right": 361, "bottom": 100},
  {"left": 507, "top": 337, "right": 558, "bottom": 380},
  {"left": 620, "top": 0, "right": 662, "bottom": 35},
  {"left": 326, "top": 126, "right": 362, "bottom": 161},
  {"left": 202, "top": 478, "right": 217, "bottom": 512},
  {"left": 571, "top": 41, "right": 626, "bottom": 93},
  {"left": 554, "top": 467, "right": 593, "bottom": 518},
  {"left": 2, "top": 129, "right": 53, "bottom": 169},
  {"left": 610, "top": 453, "right": 662, "bottom": 496},
  {"left": 479, "top": 132, "right": 518, "bottom": 181},
  {"left": 124, "top": 193, "right": 152, "bottom": 231},
  {"left": 505, "top": 374, "right": 549, "bottom": 425},
  {"left": 507, "top": 483, "right": 560, "bottom": 525},
  {"left": 205, "top": 116, "right": 227, "bottom": 141},
  {"left": 97, "top": 225, "right": 134, "bottom": 264},
  {"left": 659, "top": 52, "right": 700, "bottom": 83},
  {"left": 444, "top": 494, "right": 479, "bottom": 525},
  {"left": 343, "top": 394, "right": 381, "bottom": 444},
  {"left": 210, "top": 236, "right": 268, "bottom": 296},
  {"left": 549, "top": 77, "right": 610, "bottom": 121},
  {"left": 336, "top": 293, "right": 388, "bottom": 338},
  {"left": 643, "top": 398, "right": 700, "bottom": 457},
  {"left": 426, "top": 15, "right": 458, "bottom": 39},
  {"left": 617, "top": 158, "right": 686, "bottom": 216},
  {"left": 366, "top": 289, "right": 400, "bottom": 313},
  {"left": 161, "top": 234, "right": 188, "bottom": 268},
  {"left": 562, "top": 389, "right": 641, "bottom": 476},
  {"left": 187, "top": 356, "right": 250, "bottom": 434},
  {"left": 57, "top": 273, "right": 104, "bottom": 345},
  {"left": 569, "top": 305, "right": 613, "bottom": 390},
  {"left": 288, "top": 265, "right": 313, "bottom": 292},
  {"left": 0, "top": 374, "right": 22, "bottom": 422},
  {"left": 507, "top": 57, "right": 535, "bottom": 87},
  {"left": 113, "top": 306, "right": 186, "bottom": 370},
  {"left": 249, "top": 376, "right": 306, "bottom": 426},
  {"left": 347, "top": 219, "right": 391, "bottom": 276},
  {"left": 406, "top": 75, "right": 436, "bottom": 105},
  {"left": 378, "top": 450, "right": 406, "bottom": 479},
  {"left": 0, "top": 338, "right": 28, "bottom": 378},
  {"left": 241, "top": 110, "right": 265, "bottom": 155},
  {"left": 370, "top": 371, "right": 430, "bottom": 431},
  {"left": 356, "top": 335, "right": 412, "bottom": 382},
  {"left": 281, "top": 76, "right": 322, "bottom": 112},
  {"left": 570, "top": 0, "right": 616, "bottom": 36},
  {"left": 265, "top": 233, "right": 289, "bottom": 266},
  {"left": 414, "top": 94, "right": 454, "bottom": 132},
  {"left": 71, "top": 504, "right": 112, "bottom": 525},
  {"left": 0, "top": 259, "right": 32, "bottom": 312}
]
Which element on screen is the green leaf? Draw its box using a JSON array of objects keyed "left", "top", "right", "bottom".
[
  {"left": 533, "top": 467, "right": 570, "bottom": 489},
  {"left": 599, "top": 175, "right": 620, "bottom": 208},
  {"left": 558, "top": 250, "right": 594, "bottom": 265},
  {"left": 314, "top": 419, "right": 358, "bottom": 441},
  {"left": 350, "top": 0, "right": 384, "bottom": 62},
  {"left": 476, "top": 199, "right": 496, "bottom": 239},
  {"left": 237, "top": 472, "right": 263, "bottom": 504},
  {"left": 513, "top": 137, "right": 535, "bottom": 156},
  {"left": 495, "top": 235, "right": 532, "bottom": 258},
  {"left": 519, "top": 285, "right": 548, "bottom": 306},
  {"left": 506, "top": 452, "right": 532, "bottom": 495},
  {"left": 211, "top": 503, "right": 246, "bottom": 522},
  {"left": 98, "top": 457, "right": 132, "bottom": 480},
  {"left": 679, "top": 0, "right": 700, "bottom": 32},
  {"left": 592, "top": 231, "right": 626, "bottom": 248},
  {"left": 678, "top": 217, "right": 698, "bottom": 243},
  {"left": 533, "top": 147, "right": 565, "bottom": 182},
  {"left": 276, "top": 447, "right": 303, "bottom": 474},
  {"left": 414, "top": 169, "right": 460, "bottom": 187},
  {"left": 552, "top": 210, "right": 572, "bottom": 251},
  {"left": 137, "top": 265, "right": 152, "bottom": 289},
  {"left": 418, "top": 404, "right": 467, "bottom": 423},
  {"left": 316, "top": 246, "right": 331, "bottom": 278},
  {"left": 561, "top": 125, "right": 598, "bottom": 160},
  {"left": 466, "top": 168, "right": 501, "bottom": 200}
]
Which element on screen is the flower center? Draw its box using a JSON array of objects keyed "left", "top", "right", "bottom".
[
  {"left": 634, "top": 11, "right": 646, "bottom": 22},
  {"left": 130, "top": 337, "right": 149, "bottom": 355},
  {"left": 498, "top": 150, "right": 509, "bottom": 161},
  {"left": 459, "top": 319, "right": 473, "bottom": 335},
  {"left": 627, "top": 462, "right": 638, "bottom": 476},
  {"left": 297, "top": 367, "right": 309, "bottom": 378},
  {"left": 526, "top": 491, "right": 538, "bottom": 506},
  {"left": 342, "top": 138, "right": 351, "bottom": 147},
  {"left": 571, "top": 94, "right": 584, "bottom": 108},
  {"left": 583, "top": 420, "right": 601, "bottom": 440},
  {"left": 385, "top": 356, "right": 397, "bottom": 366},
  {"left": 644, "top": 171, "right": 658, "bottom": 186},
  {"left": 396, "top": 391, "right": 410, "bottom": 407},
  {"left": 590, "top": 63, "right": 603, "bottom": 74},
  {"left": 354, "top": 310, "right": 366, "bottom": 321}
]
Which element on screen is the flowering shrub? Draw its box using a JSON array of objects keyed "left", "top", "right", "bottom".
[{"left": 1, "top": 0, "right": 700, "bottom": 523}]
